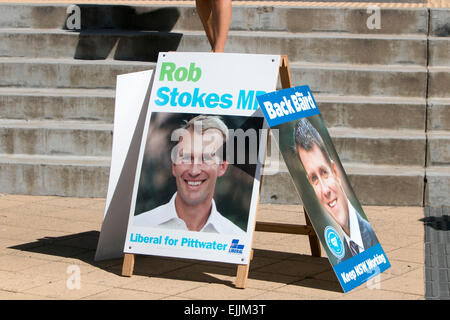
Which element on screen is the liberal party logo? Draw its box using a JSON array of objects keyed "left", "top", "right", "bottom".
[
  {"left": 229, "top": 239, "right": 244, "bottom": 254},
  {"left": 324, "top": 226, "right": 345, "bottom": 259}
]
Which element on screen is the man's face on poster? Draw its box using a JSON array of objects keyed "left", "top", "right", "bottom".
[
  {"left": 297, "top": 144, "right": 349, "bottom": 229},
  {"left": 172, "top": 128, "right": 228, "bottom": 207}
]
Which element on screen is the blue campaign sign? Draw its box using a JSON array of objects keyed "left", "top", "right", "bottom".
[
  {"left": 256, "top": 84, "right": 391, "bottom": 293},
  {"left": 256, "top": 85, "right": 321, "bottom": 127},
  {"left": 333, "top": 244, "right": 391, "bottom": 292}
]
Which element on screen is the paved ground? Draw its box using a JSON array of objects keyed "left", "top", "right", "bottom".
[
  {"left": 424, "top": 206, "right": 450, "bottom": 299},
  {"left": 0, "top": 193, "right": 426, "bottom": 300}
]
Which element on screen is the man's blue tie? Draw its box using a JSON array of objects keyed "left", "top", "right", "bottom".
[{"left": 349, "top": 240, "right": 360, "bottom": 256}]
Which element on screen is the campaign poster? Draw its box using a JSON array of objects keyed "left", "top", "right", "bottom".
[
  {"left": 124, "top": 52, "right": 280, "bottom": 265},
  {"left": 95, "top": 69, "right": 154, "bottom": 262},
  {"left": 257, "top": 85, "right": 391, "bottom": 292}
]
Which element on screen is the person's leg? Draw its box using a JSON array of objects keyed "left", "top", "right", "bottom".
[
  {"left": 195, "top": 0, "right": 215, "bottom": 50},
  {"left": 211, "top": 0, "right": 232, "bottom": 52}
]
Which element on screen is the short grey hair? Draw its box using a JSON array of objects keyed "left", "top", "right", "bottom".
[
  {"left": 183, "top": 115, "right": 229, "bottom": 140},
  {"left": 170, "top": 115, "right": 229, "bottom": 164}
]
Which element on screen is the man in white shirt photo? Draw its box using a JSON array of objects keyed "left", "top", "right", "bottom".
[
  {"left": 294, "top": 118, "right": 378, "bottom": 263},
  {"left": 133, "top": 115, "right": 245, "bottom": 235}
]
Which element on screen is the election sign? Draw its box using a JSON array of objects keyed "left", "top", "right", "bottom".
[
  {"left": 257, "top": 85, "right": 390, "bottom": 292},
  {"left": 95, "top": 69, "right": 154, "bottom": 261},
  {"left": 123, "top": 52, "right": 280, "bottom": 265}
]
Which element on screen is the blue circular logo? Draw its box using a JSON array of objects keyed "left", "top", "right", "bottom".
[{"left": 324, "top": 226, "right": 345, "bottom": 259}]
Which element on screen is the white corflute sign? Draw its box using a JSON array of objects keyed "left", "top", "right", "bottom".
[
  {"left": 95, "top": 69, "right": 154, "bottom": 261},
  {"left": 123, "top": 52, "right": 280, "bottom": 265}
]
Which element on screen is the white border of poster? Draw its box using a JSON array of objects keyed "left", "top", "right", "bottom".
[{"left": 123, "top": 52, "right": 280, "bottom": 265}]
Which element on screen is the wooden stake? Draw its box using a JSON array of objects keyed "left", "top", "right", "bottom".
[
  {"left": 279, "top": 55, "right": 292, "bottom": 89},
  {"left": 304, "top": 209, "right": 322, "bottom": 257},
  {"left": 255, "top": 221, "right": 313, "bottom": 235},
  {"left": 121, "top": 253, "right": 135, "bottom": 277},
  {"left": 235, "top": 263, "right": 250, "bottom": 289}
]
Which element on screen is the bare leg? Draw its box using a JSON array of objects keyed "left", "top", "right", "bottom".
[
  {"left": 195, "top": 0, "right": 215, "bottom": 50},
  {"left": 211, "top": 0, "right": 232, "bottom": 52}
]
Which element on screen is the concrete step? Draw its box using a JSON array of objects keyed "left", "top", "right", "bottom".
[
  {"left": 274, "top": 7, "right": 428, "bottom": 35},
  {"left": 0, "top": 28, "right": 428, "bottom": 66},
  {"left": 318, "top": 95, "right": 426, "bottom": 130},
  {"left": 0, "top": 120, "right": 113, "bottom": 157},
  {"left": 425, "top": 166, "right": 450, "bottom": 206},
  {"left": 0, "top": 119, "right": 425, "bottom": 166},
  {"left": 290, "top": 62, "right": 427, "bottom": 98},
  {"left": 429, "top": 37, "right": 450, "bottom": 67},
  {"left": 428, "top": 66, "right": 450, "bottom": 98},
  {"left": 428, "top": 98, "right": 450, "bottom": 131},
  {"left": 179, "top": 30, "right": 427, "bottom": 66},
  {"left": 0, "top": 4, "right": 428, "bottom": 35},
  {"left": 0, "top": 29, "right": 183, "bottom": 62},
  {"left": 266, "top": 127, "right": 426, "bottom": 166},
  {"left": 430, "top": 8, "right": 450, "bottom": 37},
  {"left": 0, "top": 152, "right": 425, "bottom": 206},
  {"left": 261, "top": 161, "right": 425, "bottom": 206},
  {"left": 0, "top": 154, "right": 110, "bottom": 197},
  {"left": 427, "top": 131, "right": 450, "bottom": 166},
  {"left": 0, "top": 57, "right": 153, "bottom": 89},
  {"left": 0, "top": 88, "right": 426, "bottom": 130},
  {"left": 329, "top": 127, "right": 426, "bottom": 166},
  {"left": 0, "top": 87, "right": 115, "bottom": 122},
  {"left": 0, "top": 57, "right": 427, "bottom": 97}
]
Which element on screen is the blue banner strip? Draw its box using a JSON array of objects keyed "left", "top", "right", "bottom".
[
  {"left": 256, "top": 85, "right": 320, "bottom": 128},
  {"left": 333, "top": 243, "right": 391, "bottom": 292}
]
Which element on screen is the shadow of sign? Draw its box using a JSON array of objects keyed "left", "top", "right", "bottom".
[
  {"left": 65, "top": 5, "right": 183, "bottom": 62},
  {"left": 8, "top": 231, "right": 340, "bottom": 291},
  {"left": 421, "top": 215, "right": 450, "bottom": 231}
]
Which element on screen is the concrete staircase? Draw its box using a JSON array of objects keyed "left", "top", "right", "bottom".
[
  {"left": 425, "top": 9, "right": 450, "bottom": 207},
  {"left": 0, "top": 3, "right": 448, "bottom": 206}
]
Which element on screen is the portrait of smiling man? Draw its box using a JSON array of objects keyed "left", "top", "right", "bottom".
[
  {"left": 133, "top": 115, "right": 245, "bottom": 235},
  {"left": 294, "top": 118, "right": 378, "bottom": 263}
]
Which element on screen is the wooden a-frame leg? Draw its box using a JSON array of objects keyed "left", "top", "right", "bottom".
[
  {"left": 304, "top": 208, "right": 321, "bottom": 257},
  {"left": 235, "top": 263, "right": 250, "bottom": 289},
  {"left": 235, "top": 250, "right": 254, "bottom": 289},
  {"left": 122, "top": 253, "right": 135, "bottom": 277}
]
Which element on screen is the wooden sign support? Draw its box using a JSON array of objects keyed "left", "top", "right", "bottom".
[{"left": 121, "top": 55, "right": 322, "bottom": 288}]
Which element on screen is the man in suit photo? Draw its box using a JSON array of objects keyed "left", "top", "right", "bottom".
[{"left": 294, "top": 117, "right": 379, "bottom": 263}]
